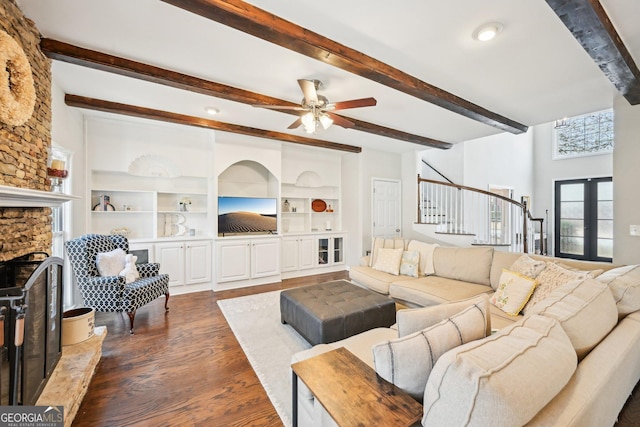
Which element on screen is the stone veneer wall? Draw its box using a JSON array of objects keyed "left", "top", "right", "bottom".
[{"left": 0, "top": 0, "right": 53, "bottom": 261}]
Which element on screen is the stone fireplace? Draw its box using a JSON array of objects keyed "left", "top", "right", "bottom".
[{"left": 0, "top": 0, "right": 54, "bottom": 262}]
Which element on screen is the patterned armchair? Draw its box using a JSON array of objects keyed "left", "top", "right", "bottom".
[{"left": 65, "top": 234, "right": 170, "bottom": 333}]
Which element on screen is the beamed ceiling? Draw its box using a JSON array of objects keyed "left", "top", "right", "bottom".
[{"left": 17, "top": 0, "right": 640, "bottom": 153}]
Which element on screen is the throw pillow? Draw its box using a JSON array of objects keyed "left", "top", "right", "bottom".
[
  {"left": 423, "top": 315, "right": 577, "bottom": 427},
  {"left": 397, "top": 294, "right": 491, "bottom": 337},
  {"left": 407, "top": 240, "right": 439, "bottom": 276},
  {"left": 526, "top": 278, "right": 618, "bottom": 360},
  {"left": 119, "top": 254, "right": 140, "bottom": 284},
  {"left": 372, "top": 247, "right": 404, "bottom": 275},
  {"left": 556, "top": 262, "right": 604, "bottom": 279},
  {"left": 522, "top": 262, "right": 588, "bottom": 314},
  {"left": 510, "top": 254, "right": 546, "bottom": 279},
  {"left": 96, "top": 248, "right": 127, "bottom": 277},
  {"left": 399, "top": 250, "right": 419, "bottom": 278},
  {"left": 596, "top": 265, "right": 640, "bottom": 319},
  {"left": 372, "top": 302, "right": 489, "bottom": 399},
  {"left": 490, "top": 269, "right": 537, "bottom": 316}
]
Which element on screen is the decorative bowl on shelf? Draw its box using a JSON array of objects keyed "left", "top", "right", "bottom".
[{"left": 311, "top": 199, "right": 327, "bottom": 212}]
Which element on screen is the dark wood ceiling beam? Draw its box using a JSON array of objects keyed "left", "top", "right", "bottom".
[
  {"left": 161, "top": 0, "right": 528, "bottom": 134},
  {"left": 41, "top": 39, "right": 450, "bottom": 149},
  {"left": 64, "top": 94, "right": 362, "bottom": 153},
  {"left": 545, "top": 0, "right": 640, "bottom": 105}
]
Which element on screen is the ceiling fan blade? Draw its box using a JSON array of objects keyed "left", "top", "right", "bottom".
[
  {"left": 298, "top": 79, "right": 319, "bottom": 104},
  {"left": 287, "top": 117, "right": 303, "bottom": 129},
  {"left": 328, "top": 97, "right": 377, "bottom": 111},
  {"left": 326, "top": 112, "right": 354, "bottom": 129},
  {"left": 252, "top": 104, "right": 305, "bottom": 111}
]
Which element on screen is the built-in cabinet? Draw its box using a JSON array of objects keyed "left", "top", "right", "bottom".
[
  {"left": 216, "top": 237, "right": 281, "bottom": 286},
  {"left": 281, "top": 232, "right": 346, "bottom": 278},
  {"left": 281, "top": 235, "right": 315, "bottom": 272},
  {"left": 281, "top": 184, "right": 341, "bottom": 233},
  {"left": 90, "top": 171, "right": 209, "bottom": 240},
  {"left": 156, "top": 239, "right": 212, "bottom": 288}
]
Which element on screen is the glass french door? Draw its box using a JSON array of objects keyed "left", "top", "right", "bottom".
[{"left": 554, "top": 177, "right": 613, "bottom": 261}]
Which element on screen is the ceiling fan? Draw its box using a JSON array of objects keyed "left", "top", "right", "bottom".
[{"left": 253, "top": 79, "right": 377, "bottom": 133}]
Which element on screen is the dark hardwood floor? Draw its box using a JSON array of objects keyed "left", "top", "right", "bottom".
[
  {"left": 71, "top": 270, "right": 640, "bottom": 427},
  {"left": 71, "top": 271, "right": 348, "bottom": 427}
]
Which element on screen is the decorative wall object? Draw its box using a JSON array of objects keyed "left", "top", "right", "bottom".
[
  {"left": 0, "top": 29, "right": 36, "bottom": 126},
  {"left": 128, "top": 154, "right": 180, "bottom": 178}
]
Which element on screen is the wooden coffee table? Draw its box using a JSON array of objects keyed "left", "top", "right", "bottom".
[{"left": 291, "top": 347, "right": 423, "bottom": 427}]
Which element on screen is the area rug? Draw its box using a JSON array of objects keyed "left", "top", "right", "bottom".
[{"left": 217, "top": 290, "right": 311, "bottom": 426}]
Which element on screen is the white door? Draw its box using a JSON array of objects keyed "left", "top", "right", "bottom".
[
  {"left": 372, "top": 179, "right": 401, "bottom": 238},
  {"left": 298, "top": 236, "right": 315, "bottom": 270}
]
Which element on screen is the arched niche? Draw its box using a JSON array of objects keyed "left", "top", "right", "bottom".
[{"left": 218, "top": 160, "right": 279, "bottom": 197}]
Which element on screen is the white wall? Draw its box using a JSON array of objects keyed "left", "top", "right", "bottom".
[
  {"left": 342, "top": 151, "right": 362, "bottom": 267},
  {"left": 421, "top": 143, "right": 464, "bottom": 183},
  {"left": 51, "top": 81, "right": 85, "bottom": 239},
  {"left": 463, "top": 130, "right": 534, "bottom": 203},
  {"left": 360, "top": 148, "right": 402, "bottom": 255},
  {"left": 532, "top": 122, "right": 613, "bottom": 256},
  {"left": 613, "top": 95, "right": 640, "bottom": 265}
]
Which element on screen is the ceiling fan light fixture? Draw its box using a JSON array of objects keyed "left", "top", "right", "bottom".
[
  {"left": 319, "top": 114, "right": 333, "bottom": 130},
  {"left": 472, "top": 22, "right": 503, "bottom": 42}
]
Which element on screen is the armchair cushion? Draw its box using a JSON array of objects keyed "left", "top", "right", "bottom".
[{"left": 96, "top": 248, "right": 127, "bottom": 277}]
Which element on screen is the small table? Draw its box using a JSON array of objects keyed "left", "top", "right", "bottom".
[
  {"left": 280, "top": 280, "right": 396, "bottom": 345},
  {"left": 291, "top": 347, "right": 423, "bottom": 427}
]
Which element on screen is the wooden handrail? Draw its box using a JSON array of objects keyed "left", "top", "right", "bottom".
[{"left": 417, "top": 175, "right": 546, "bottom": 254}]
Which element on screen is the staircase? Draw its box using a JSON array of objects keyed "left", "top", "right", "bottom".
[{"left": 416, "top": 175, "right": 545, "bottom": 254}]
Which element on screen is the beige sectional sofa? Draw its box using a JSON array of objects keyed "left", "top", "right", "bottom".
[{"left": 292, "top": 237, "right": 640, "bottom": 426}]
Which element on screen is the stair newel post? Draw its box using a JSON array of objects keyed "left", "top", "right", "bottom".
[
  {"left": 417, "top": 174, "right": 422, "bottom": 223},
  {"left": 522, "top": 199, "right": 529, "bottom": 253}
]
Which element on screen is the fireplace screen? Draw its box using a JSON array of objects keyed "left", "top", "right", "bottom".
[{"left": 0, "top": 253, "right": 63, "bottom": 405}]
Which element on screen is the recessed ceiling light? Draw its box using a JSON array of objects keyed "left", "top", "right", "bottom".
[
  {"left": 205, "top": 107, "right": 220, "bottom": 115},
  {"left": 472, "top": 22, "right": 504, "bottom": 42}
]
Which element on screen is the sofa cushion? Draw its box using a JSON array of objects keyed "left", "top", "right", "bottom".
[
  {"left": 596, "top": 264, "right": 640, "bottom": 319},
  {"left": 522, "top": 262, "right": 589, "bottom": 314},
  {"left": 406, "top": 240, "right": 438, "bottom": 276},
  {"left": 396, "top": 294, "right": 491, "bottom": 337},
  {"left": 490, "top": 251, "right": 526, "bottom": 290},
  {"left": 490, "top": 269, "right": 537, "bottom": 316},
  {"left": 510, "top": 253, "right": 547, "bottom": 279},
  {"left": 369, "top": 237, "right": 406, "bottom": 267},
  {"left": 527, "top": 278, "right": 618, "bottom": 360},
  {"left": 349, "top": 266, "right": 397, "bottom": 295},
  {"left": 389, "top": 275, "right": 493, "bottom": 307},
  {"left": 372, "top": 302, "right": 489, "bottom": 399},
  {"left": 372, "top": 247, "right": 404, "bottom": 275},
  {"left": 433, "top": 246, "right": 494, "bottom": 286},
  {"left": 399, "top": 250, "right": 419, "bottom": 278},
  {"left": 423, "top": 315, "right": 577, "bottom": 427},
  {"left": 489, "top": 303, "right": 521, "bottom": 330}
]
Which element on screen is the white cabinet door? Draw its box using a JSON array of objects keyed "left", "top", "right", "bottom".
[
  {"left": 185, "top": 240, "right": 212, "bottom": 285},
  {"left": 298, "top": 236, "right": 315, "bottom": 270},
  {"left": 251, "top": 239, "right": 280, "bottom": 278},
  {"left": 156, "top": 242, "right": 185, "bottom": 287},
  {"left": 217, "top": 240, "right": 251, "bottom": 282},
  {"left": 281, "top": 237, "right": 299, "bottom": 272}
]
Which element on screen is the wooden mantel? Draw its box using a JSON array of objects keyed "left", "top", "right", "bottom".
[{"left": 0, "top": 185, "right": 78, "bottom": 208}]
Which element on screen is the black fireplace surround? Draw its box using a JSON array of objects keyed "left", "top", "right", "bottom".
[{"left": 0, "top": 253, "right": 63, "bottom": 405}]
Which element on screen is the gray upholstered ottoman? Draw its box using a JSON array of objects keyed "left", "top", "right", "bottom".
[{"left": 280, "top": 279, "right": 396, "bottom": 345}]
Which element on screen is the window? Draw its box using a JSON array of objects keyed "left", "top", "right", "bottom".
[{"left": 554, "top": 109, "right": 614, "bottom": 159}]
